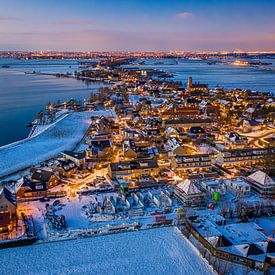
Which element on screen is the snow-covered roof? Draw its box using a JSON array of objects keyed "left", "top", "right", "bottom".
[
  {"left": 0, "top": 187, "right": 17, "bottom": 206},
  {"left": 221, "top": 242, "right": 266, "bottom": 262},
  {"left": 218, "top": 222, "right": 266, "bottom": 245},
  {"left": 246, "top": 107, "right": 255, "bottom": 114},
  {"left": 165, "top": 127, "right": 178, "bottom": 136},
  {"left": 199, "top": 100, "right": 208, "bottom": 107},
  {"left": 247, "top": 170, "right": 274, "bottom": 186},
  {"left": 231, "top": 178, "right": 251, "bottom": 187},
  {"left": 167, "top": 138, "right": 182, "bottom": 151},
  {"left": 206, "top": 236, "right": 219, "bottom": 247},
  {"left": 216, "top": 99, "right": 230, "bottom": 106},
  {"left": 177, "top": 179, "right": 201, "bottom": 195}
]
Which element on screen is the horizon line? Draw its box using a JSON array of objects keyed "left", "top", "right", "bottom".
[{"left": 1, "top": 50, "right": 275, "bottom": 54}]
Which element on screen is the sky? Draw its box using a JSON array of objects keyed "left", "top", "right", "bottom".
[{"left": 0, "top": 0, "right": 275, "bottom": 51}]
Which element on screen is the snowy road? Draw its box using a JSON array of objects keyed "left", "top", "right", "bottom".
[
  {"left": 0, "top": 227, "right": 214, "bottom": 274},
  {"left": 0, "top": 110, "right": 115, "bottom": 178}
]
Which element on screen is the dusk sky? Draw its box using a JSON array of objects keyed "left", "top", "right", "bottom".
[{"left": 0, "top": 0, "right": 275, "bottom": 51}]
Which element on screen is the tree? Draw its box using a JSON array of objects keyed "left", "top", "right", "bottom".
[{"left": 263, "top": 150, "right": 275, "bottom": 177}]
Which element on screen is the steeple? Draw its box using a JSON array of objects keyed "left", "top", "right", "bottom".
[{"left": 188, "top": 76, "right": 193, "bottom": 89}]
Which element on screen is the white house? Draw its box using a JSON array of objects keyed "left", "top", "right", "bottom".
[
  {"left": 174, "top": 179, "right": 205, "bottom": 207},
  {"left": 225, "top": 178, "right": 251, "bottom": 197},
  {"left": 247, "top": 170, "right": 275, "bottom": 199}
]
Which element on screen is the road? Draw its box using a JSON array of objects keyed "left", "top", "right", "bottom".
[{"left": 238, "top": 127, "right": 275, "bottom": 147}]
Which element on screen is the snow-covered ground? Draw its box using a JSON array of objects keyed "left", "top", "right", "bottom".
[
  {"left": 28, "top": 109, "right": 69, "bottom": 138},
  {"left": 0, "top": 227, "right": 214, "bottom": 275},
  {"left": 18, "top": 201, "right": 47, "bottom": 239},
  {"left": 19, "top": 185, "right": 182, "bottom": 241},
  {"left": 0, "top": 110, "right": 116, "bottom": 178}
]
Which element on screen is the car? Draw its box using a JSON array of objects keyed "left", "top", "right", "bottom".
[
  {"left": 40, "top": 197, "right": 50, "bottom": 202},
  {"left": 53, "top": 200, "right": 61, "bottom": 206}
]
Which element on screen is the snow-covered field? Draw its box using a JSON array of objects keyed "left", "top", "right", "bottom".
[
  {"left": 28, "top": 109, "right": 69, "bottom": 138},
  {"left": 0, "top": 110, "right": 116, "bottom": 178},
  {"left": 0, "top": 227, "right": 214, "bottom": 275},
  {"left": 19, "top": 185, "right": 182, "bottom": 241}
]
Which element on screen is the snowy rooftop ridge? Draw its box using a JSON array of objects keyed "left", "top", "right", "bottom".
[
  {"left": 247, "top": 170, "right": 274, "bottom": 186},
  {"left": 177, "top": 179, "right": 202, "bottom": 195}
]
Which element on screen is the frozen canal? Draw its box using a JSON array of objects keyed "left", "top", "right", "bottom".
[{"left": 0, "top": 227, "right": 214, "bottom": 275}]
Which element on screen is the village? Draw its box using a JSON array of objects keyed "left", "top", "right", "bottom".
[{"left": 0, "top": 57, "right": 275, "bottom": 274}]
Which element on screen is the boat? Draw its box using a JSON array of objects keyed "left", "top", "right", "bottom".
[{"left": 1, "top": 65, "right": 10, "bottom": 68}]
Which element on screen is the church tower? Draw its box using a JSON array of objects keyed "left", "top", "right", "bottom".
[{"left": 188, "top": 76, "right": 193, "bottom": 89}]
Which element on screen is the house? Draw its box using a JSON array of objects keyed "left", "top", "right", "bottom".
[
  {"left": 17, "top": 168, "right": 60, "bottom": 198},
  {"left": 214, "top": 148, "right": 274, "bottom": 168},
  {"left": 218, "top": 222, "right": 273, "bottom": 268},
  {"left": 205, "top": 105, "right": 220, "bottom": 117},
  {"left": 30, "top": 167, "right": 59, "bottom": 188},
  {"left": 133, "top": 116, "right": 143, "bottom": 127},
  {"left": 123, "top": 139, "right": 138, "bottom": 159},
  {"left": 141, "top": 128, "right": 161, "bottom": 139},
  {"left": 244, "top": 107, "right": 255, "bottom": 118},
  {"left": 242, "top": 119, "right": 262, "bottom": 133},
  {"left": 189, "top": 126, "right": 206, "bottom": 137},
  {"left": 174, "top": 179, "right": 205, "bottom": 207},
  {"left": 87, "top": 135, "right": 113, "bottom": 164},
  {"left": 166, "top": 138, "right": 186, "bottom": 156},
  {"left": 186, "top": 97, "right": 201, "bottom": 105},
  {"left": 171, "top": 154, "right": 212, "bottom": 174},
  {"left": 165, "top": 127, "right": 179, "bottom": 138},
  {"left": 189, "top": 216, "right": 274, "bottom": 271},
  {"left": 161, "top": 106, "right": 200, "bottom": 119},
  {"left": 88, "top": 132, "right": 112, "bottom": 141},
  {"left": 55, "top": 160, "right": 78, "bottom": 177},
  {"left": 224, "top": 178, "right": 251, "bottom": 197},
  {"left": 17, "top": 178, "right": 48, "bottom": 198},
  {"left": 200, "top": 179, "right": 226, "bottom": 196},
  {"left": 123, "top": 139, "right": 158, "bottom": 159},
  {"left": 108, "top": 158, "right": 159, "bottom": 180},
  {"left": 247, "top": 170, "right": 275, "bottom": 198},
  {"left": 163, "top": 117, "right": 212, "bottom": 129},
  {"left": 62, "top": 151, "right": 86, "bottom": 167},
  {"left": 90, "top": 139, "right": 112, "bottom": 155},
  {"left": 224, "top": 132, "right": 248, "bottom": 148},
  {"left": 0, "top": 187, "right": 17, "bottom": 230},
  {"left": 93, "top": 116, "right": 113, "bottom": 132},
  {"left": 86, "top": 140, "right": 112, "bottom": 168},
  {"left": 123, "top": 129, "right": 140, "bottom": 139}
]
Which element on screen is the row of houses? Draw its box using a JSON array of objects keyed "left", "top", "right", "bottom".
[
  {"left": 174, "top": 169, "right": 275, "bottom": 207},
  {"left": 108, "top": 158, "right": 159, "bottom": 180},
  {"left": 214, "top": 147, "right": 274, "bottom": 168}
]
